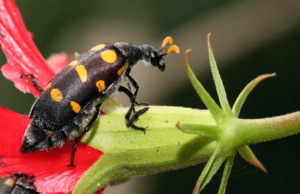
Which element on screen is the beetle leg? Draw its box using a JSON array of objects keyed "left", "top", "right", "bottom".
[
  {"left": 125, "top": 76, "right": 147, "bottom": 106},
  {"left": 118, "top": 85, "right": 148, "bottom": 131},
  {"left": 118, "top": 85, "right": 137, "bottom": 119},
  {"left": 125, "top": 76, "right": 132, "bottom": 91},
  {"left": 69, "top": 103, "right": 102, "bottom": 167},
  {"left": 126, "top": 107, "right": 149, "bottom": 133},
  {"left": 125, "top": 69, "right": 148, "bottom": 106},
  {"left": 29, "top": 74, "right": 43, "bottom": 92}
]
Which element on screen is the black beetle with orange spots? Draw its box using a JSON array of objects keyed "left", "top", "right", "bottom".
[
  {"left": 0, "top": 173, "right": 38, "bottom": 194},
  {"left": 20, "top": 37, "right": 180, "bottom": 167}
]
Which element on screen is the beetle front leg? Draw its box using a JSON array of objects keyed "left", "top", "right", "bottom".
[
  {"left": 29, "top": 74, "right": 43, "bottom": 92},
  {"left": 118, "top": 85, "right": 148, "bottom": 132},
  {"left": 125, "top": 69, "right": 148, "bottom": 106}
]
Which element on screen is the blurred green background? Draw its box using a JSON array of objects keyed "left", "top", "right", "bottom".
[{"left": 1, "top": 0, "right": 300, "bottom": 193}]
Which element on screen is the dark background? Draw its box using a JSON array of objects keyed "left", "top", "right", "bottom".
[{"left": 0, "top": 0, "right": 300, "bottom": 193}]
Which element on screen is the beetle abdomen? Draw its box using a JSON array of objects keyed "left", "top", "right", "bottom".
[
  {"left": 30, "top": 44, "right": 127, "bottom": 131},
  {"left": 21, "top": 44, "right": 129, "bottom": 153}
]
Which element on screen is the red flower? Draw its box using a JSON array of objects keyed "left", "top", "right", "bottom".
[{"left": 0, "top": 0, "right": 104, "bottom": 193}]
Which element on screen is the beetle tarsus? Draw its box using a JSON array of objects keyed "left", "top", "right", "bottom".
[{"left": 126, "top": 107, "right": 149, "bottom": 133}]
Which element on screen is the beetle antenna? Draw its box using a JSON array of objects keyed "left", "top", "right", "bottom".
[
  {"left": 159, "top": 36, "right": 180, "bottom": 55},
  {"left": 159, "top": 36, "right": 173, "bottom": 52},
  {"left": 161, "top": 45, "right": 180, "bottom": 56}
]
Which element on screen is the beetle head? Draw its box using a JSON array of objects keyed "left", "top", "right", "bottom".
[{"left": 139, "top": 37, "right": 179, "bottom": 71}]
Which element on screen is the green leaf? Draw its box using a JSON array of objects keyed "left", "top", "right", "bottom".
[
  {"left": 238, "top": 145, "right": 267, "bottom": 173},
  {"left": 207, "top": 34, "right": 232, "bottom": 116},
  {"left": 193, "top": 142, "right": 226, "bottom": 194},
  {"left": 218, "top": 157, "right": 234, "bottom": 194},
  {"left": 177, "top": 121, "right": 221, "bottom": 140},
  {"left": 178, "top": 34, "right": 300, "bottom": 194},
  {"left": 232, "top": 73, "right": 275, "bottom": 117},
  {"left": 184, "top": 49, "right": 223, "bottom": 122}
]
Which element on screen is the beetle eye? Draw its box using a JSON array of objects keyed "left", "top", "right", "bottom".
[
  {"left": 151, "top": 52, "right": 156, "bottom": 58},
  {"left": 150, "top": 52, "right": 160, "bottom": 64}
]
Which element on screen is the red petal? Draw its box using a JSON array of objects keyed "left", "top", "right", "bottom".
[
  {"left": 0, "top": 0, "right": 55, "bottom": 97},
  {"left": 46, "top": 53, "right": 73, "bottom": 74},
  {"left": 0, "top": 106, "right": 103, "bottom": 193},
  {"left": 0, "top": 1, "right": 106, "bottom": 193}
]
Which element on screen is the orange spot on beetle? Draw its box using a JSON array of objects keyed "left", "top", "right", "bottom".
[
  {"left": 50, "top": 88, "right": 62, "bottom": 102},
  {"left": 117, "top": 62, "right": 127, "bottom": 76},
  {"left": 96, "top": 80, "right": 106, "bottom": 92},
  {"left": 70, "top": 101, "right": 81, "bottom": 113},
  {"left": 101, "top": 50, "right": 117, "bottom": 63},
  {"left": 69, "top": 60, "right": 78, "bottom": 66},
  {"left": 91, "top": 44, "right": 106, "bottom": 51},
  {"left": 4, "top": 179, "right": 15, "bottom": 187},
  {"left": 44, "top": 82, "right": 52, "bottom": 90},
  {"left": 76, "top": 65, "right": 88, "bottom": 83},
  {"left": 45, "top": 131, "right": 54, "bottom": 137}
]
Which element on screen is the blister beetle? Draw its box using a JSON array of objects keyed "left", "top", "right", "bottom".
[
  {"left": 20, "top": 37, "right": 179, "bottom": 166},
  {"left": 0, "top": 173, "right": 38, "bottom": 194}
]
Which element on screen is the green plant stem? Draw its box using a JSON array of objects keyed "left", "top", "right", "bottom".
[
  {"left": 235, "top": 111, "right": 300, "bottom": 146},
  {"left": 75, "top": 106, "right": 300, "bottom": 194}
]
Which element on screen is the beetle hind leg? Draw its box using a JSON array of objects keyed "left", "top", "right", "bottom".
[{"left": 50, "top": 130, "right": 68, "bottom": 148}]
